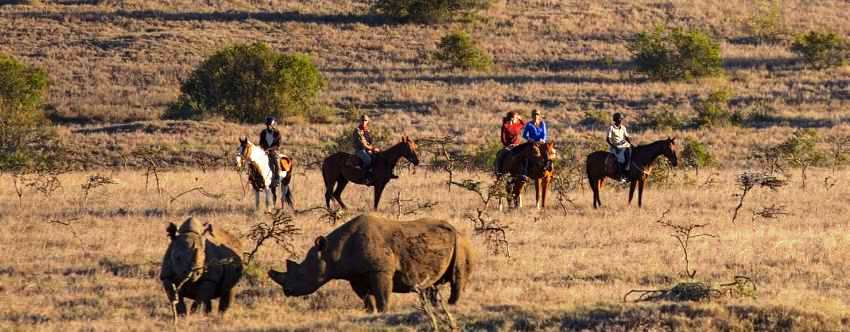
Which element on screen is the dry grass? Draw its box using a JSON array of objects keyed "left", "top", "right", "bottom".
[{"left": 1, "top": 166, "right": 849, "bottom": 330}]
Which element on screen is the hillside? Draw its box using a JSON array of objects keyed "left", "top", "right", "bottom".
[{"left": 2, "top": 0, "right": 850, "bottom": 168}]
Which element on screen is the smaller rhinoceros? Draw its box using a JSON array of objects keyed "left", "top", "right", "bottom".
[
  {"left": 268, "top": 214, "right": 473, "bottom": 312},
  {"left": 160, "top": 217, "right": 243, "bottom": 321}
]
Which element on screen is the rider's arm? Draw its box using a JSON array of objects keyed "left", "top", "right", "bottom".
[
  {"left": 540, "top": 121, "right": 547, "bottom": 142},
  {"left": 606, "top": 126, "right": 615, "bottom": 148},
  {"left": 500, "top": 124, "right": 509, "bottom": 146},
  {"left": 624, "top": 127, "right": 632, "bottom": 145},
  {"left": 521, "top": 122, "right": 531, "bottom": 141},
  {"left": 258, "top": 130, "right": 268, "bottom": 149},
  {"left": 270, "top": 129, "right": 281, "bottom": 150},
  {"left": 357, "top": 129, "right": 373, "bottom": 151}
]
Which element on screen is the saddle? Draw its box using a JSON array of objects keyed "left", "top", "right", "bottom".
[{"left": 277, "top": 155, "right": 292, "bottom": 173}]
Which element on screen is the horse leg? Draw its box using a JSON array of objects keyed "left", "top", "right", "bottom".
[
  {"left": 271, "top": 184, "right": 278, "bottom": 209},
  {"left": 333, "top": 179, "right": 349, "bottom": 210},
  {"left": 373, "top": 182, "right": 387, "bottom": 210},
  {"left": 254, "top": 190, "right": 260, "bottom": 211},
  {"left": 265, "top": 188, "right": 272, "bottom": 212},
  {"left": 535, "top": 179, "right": 541, "bottom": 209},
  {"left": 628, "top": 181, "right": 636, "bottom": 205},
  {"left": 541, "top": 177, "right": 549, "bottom": 209},
  {"left": 638, "top": 180, "right": 645, "bottom": 208}
]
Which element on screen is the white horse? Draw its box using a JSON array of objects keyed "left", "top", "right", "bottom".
[{"left": 235, "top": 136, "right": 294, "bottom": 211}]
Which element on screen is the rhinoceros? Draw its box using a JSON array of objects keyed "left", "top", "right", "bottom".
[
  {"left": 159, "top": 217, "right": 243, "bottom": 320},
  {"left": 268, "top": 214, "right": 473, "bottom": 312}
]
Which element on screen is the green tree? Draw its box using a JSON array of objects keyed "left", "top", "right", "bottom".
[
  {"left": 434, "top": 31, "right": 492, "bottom": 71},
  {"left": 791, "top": 31, "right": 849, "bottom": 68},
  {"left": 776, "top": 129, "right": 826, "bottom": 188},
  {"left": 372, "top": 0, "right": 491, "bottom": 23},
  {"left": 628, "top": 26, "right": 723, "bottom": 81},
  {"left": 0, "top": 53, "right": 51, "bottom": 171},
  {"left": 167, "top": 42, "right": 325, "bottom": 123}
]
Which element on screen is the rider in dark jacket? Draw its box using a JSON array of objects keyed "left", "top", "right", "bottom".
[{"left": 259, "top": 116, "right": 282, "bottom": 182}]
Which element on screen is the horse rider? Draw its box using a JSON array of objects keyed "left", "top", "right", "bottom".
[
  {"left": 495, "top": 111, "right": 524, "bottom": 174},
  {"left": 259, "top": 116, "right": 282, "bottom": 182},
  {"left": 352, "top": 114, "right": 380, "bottom": 184},
  {"left": 607, "top": 112, "right": 633, "bottom": 181},
  {"left": 518, "top": 109, "right": 549, "bottom": 179}
]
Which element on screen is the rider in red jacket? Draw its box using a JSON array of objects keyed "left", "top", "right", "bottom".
[{"left": 495, "top": 111, "right": 524, "bottom": 175}]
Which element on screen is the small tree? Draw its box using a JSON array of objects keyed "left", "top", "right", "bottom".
[
  {"left": 372, "top": 0, "right": 491, "bottom": 23},
  {"left": 434, "top": 31, "right": 492, "bottom": 71},
  {"left": 776, "top": 129, "right": 825, "bottom": 188},
  {"left": 0, "top": 53, "right": 51, "bottom": 171},
  {"left": 745, "top": 0, "right": 786, "bottom": 43},
  {"left": 167, "top": 42, "right": 325, "bottom": 123},
  {"left": 791, "top": 31, "right": 849, "bottom": 68},
  {"left": 680, "top": 138, "right": 715, "bottom": 176},
  {"left": 628, "top": 26, "right": 723, "bottom": 81}
]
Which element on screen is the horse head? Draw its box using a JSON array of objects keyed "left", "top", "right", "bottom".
[
  {"left": 236, "top": 136, "right": 250, "bottom": 170},
  {"left": 400, "top": 136, "right": 420, "bottom": 166},
  {"left": 542, "top": 142, "right": 558, "bottom": 162},
  {"left": 664, "top": 137, "right": 678, "bottom": 167}
]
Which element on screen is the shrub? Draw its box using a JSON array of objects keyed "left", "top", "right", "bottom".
[
  {"left": 680, "top": 138, "right": 715, "bottom": 173},
  {"left": 790, "top": 31, "right": 849, "bottom": 68},
  {"left": 637, "top": 108, "right": 685, "bottom": 130},
  {"left": 775, "top": 129, "right": 826, "bottom": 187},
  {"left": 579, "top": 110, "right": 609, "bottom": 129},
  {"left": 434, "top": 31, "right": 492, "bottom": 71},
  {"left": 322, "top": 126, "right": 392, "bottom": 155},
  {"left": 628, "top": 26, "right": 723, "bottom": 81},
  {"left": 745, "top": 0, "right": 786, "bottom": 43},
  {"left": 166, "top": 42, "right": 325, "bottom": 123},
  {"left": 469, "top": 140, "right": 502, "bottom": 171},
  {"left": 372, "top": 0, "right": 491, "bottom": 23},
  {"left": 694, "top": 88, "right": 733, "bottom": 127},
  {"left": 0, "top": 53, "right": 53, "bottom": 171}
]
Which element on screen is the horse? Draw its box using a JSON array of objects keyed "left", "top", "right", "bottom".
[
  {"left": 585, "top": 137, "right": 678, "bottom": 209},
  {"left": 496, "top": 142, "right": 557, "bottom": 210},
  {"left": 321, "top": 136, "right": 419, "bottom": 210},
  {"left": 235, "top": 137, "right": 294, "bottom": 211}
]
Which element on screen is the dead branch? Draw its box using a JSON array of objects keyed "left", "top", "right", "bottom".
[
  {"left": 751, "top": 204, "right": 791, "bottom": 222},
  {"left": 466, "top": 209, "right": 510, "bottom": 257},
  {"left": 655, "top": 209, "right": 717, "bottom": 278},
  {"left": 168, "top": 186, "right": 225, "bottom": 205},
  {"left": 45, "top": 217, "right": 87, "bottom": 255},
  {"left": 79, "top": 174, "right": 118, "bottom": 213},
  {"left": 731, "top": 172, "right": 788, "bottom": 223},
  {"left": 244, "top": 209, "right": 301, "bottom": 264},
  {"left": 624, "top": 276, "right": 756, "bottom": 302}
]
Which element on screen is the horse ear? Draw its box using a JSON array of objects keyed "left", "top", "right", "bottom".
[
  {"left": 239, "top": 136, "right": 247, "bottom": 143},
  {"left": 314, "top": 236, "right": 327, "bottom": 251},
  {"left": 166, "top": 223, "right": 177, "bottom": 240}
]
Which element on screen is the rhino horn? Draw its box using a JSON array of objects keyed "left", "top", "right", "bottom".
[{"left": 268, "top": 270, "right": 286, "bottom": 285}]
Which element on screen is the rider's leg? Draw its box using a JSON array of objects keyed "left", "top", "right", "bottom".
[
  {"left": 624, "top": 148, "right": 631, "bottom": 171},
  {"left": 268, "top": 151, "right": 279, "bottom": 182}
]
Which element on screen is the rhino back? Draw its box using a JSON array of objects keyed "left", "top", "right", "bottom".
[
  {"left": 205, "top": 226, "right": 243, "bottom": 295},
  {"left": 326, "top": 215, "right": 457, "bottom": 290}
]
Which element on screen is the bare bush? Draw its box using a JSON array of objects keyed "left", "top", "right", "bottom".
[
  {"left": 244, "top": 209, "right": 301, "bottom": 264},
  {"left": 466, "top": 209, "right": 509, "bottom": 257},
  {"left": 655, "top": 209, "right": 717, "bottom": 278},
  {"left": 79, "top": 174, "right": 117, "bottom": 213},
  {"left": 731, "top": 172, "right": 788, "bottom": 223},
  {"left": 624, "top": 276, "right": 756, "bottom": 302}
]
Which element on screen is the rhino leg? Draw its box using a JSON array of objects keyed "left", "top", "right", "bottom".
[
  {"left": 349, "top": 278, "right": 376, "bottom": 313},
  {"left": 369, "top": 272, "right": 393, "bottom": 312},
  {"left": 219, "top": 288, "right": 235, "bottom": 314}
]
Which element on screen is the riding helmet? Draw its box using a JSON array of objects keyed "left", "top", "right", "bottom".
[
  {"left": 613, "top": 112, "right": 623, "bottom": 121},
  {"left": 265, "top": 116, "right": 276, "bottom": 126}
]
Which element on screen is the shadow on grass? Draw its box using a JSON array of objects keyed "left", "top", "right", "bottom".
[{"left": 10, "top": 9, "right": 392, "bottom": 26}]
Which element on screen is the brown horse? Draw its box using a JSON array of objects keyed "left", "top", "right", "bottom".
[
  {"left": 322, "top": 136, "right": 420, "bottom": 210},
  {"left": 585, "top": 137, "right": 678, "bottom": 209},
  {"left": 497, "top": 142, "right": 557, "bottom": 209}
]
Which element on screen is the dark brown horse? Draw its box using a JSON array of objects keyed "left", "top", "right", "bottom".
[
  {"left": 322, "top": 136, "right": 420, "bottom": 210},
  {"left": 497, "top": 142, "right": 557, "bottom": 209},
  {"left": 585, "top": 137, "right": 678, "bottom": 209}
]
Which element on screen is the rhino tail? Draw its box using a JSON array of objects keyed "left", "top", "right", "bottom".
[{"left": 448, "top": 234, "right": 467, "bottom": 305}]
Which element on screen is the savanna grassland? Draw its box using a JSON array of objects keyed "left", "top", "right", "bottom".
[{"left": 2, "top": 0, "right": 850, "bottom": 331}]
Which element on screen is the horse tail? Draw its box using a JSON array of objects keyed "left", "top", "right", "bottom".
[{"left": 282, "top": 165, "right": 294, "bottom": 209}]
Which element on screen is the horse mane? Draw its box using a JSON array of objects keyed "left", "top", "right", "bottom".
[{"left": 632, "top": 139, "right": 669, "bottom": 152}]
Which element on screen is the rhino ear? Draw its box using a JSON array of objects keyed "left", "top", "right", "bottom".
[
  {"left": 166, "top": 223, "right": 177, "bottom": 240},
  {"left": 203, "top": 223, "right": 213, "bottom": 236},
  {"left": 314, "top": 236, "right": 327, "bottom": 251}
]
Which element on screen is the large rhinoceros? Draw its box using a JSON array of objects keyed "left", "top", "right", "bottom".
[
  {"left": 159, "top": 217, "right": 243, "bottom": 320},
  {"left": 268, "top": 214, "right": 473, "bottom": 312}
]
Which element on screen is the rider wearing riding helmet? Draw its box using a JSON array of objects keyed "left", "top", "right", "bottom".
[
  {"left": 607, "top": 112, "right": 633, "bottom": 181},
  {"left": 259, "top": 116, "right": 282, "bottom": 182}
]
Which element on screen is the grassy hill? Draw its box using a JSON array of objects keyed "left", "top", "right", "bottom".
[{"left": 2, "top": 0, "right": 849, "bottom": 168}]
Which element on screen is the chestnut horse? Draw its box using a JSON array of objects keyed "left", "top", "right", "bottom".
[
  {"left": 321, "top": 136, "right": 420, "bottom": 210},
  {"left": 585, "top": 137, "right": 678, "bottom": 209},
  {"left": 497, "top": 142, "right": 557, "bottom": 209}
]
